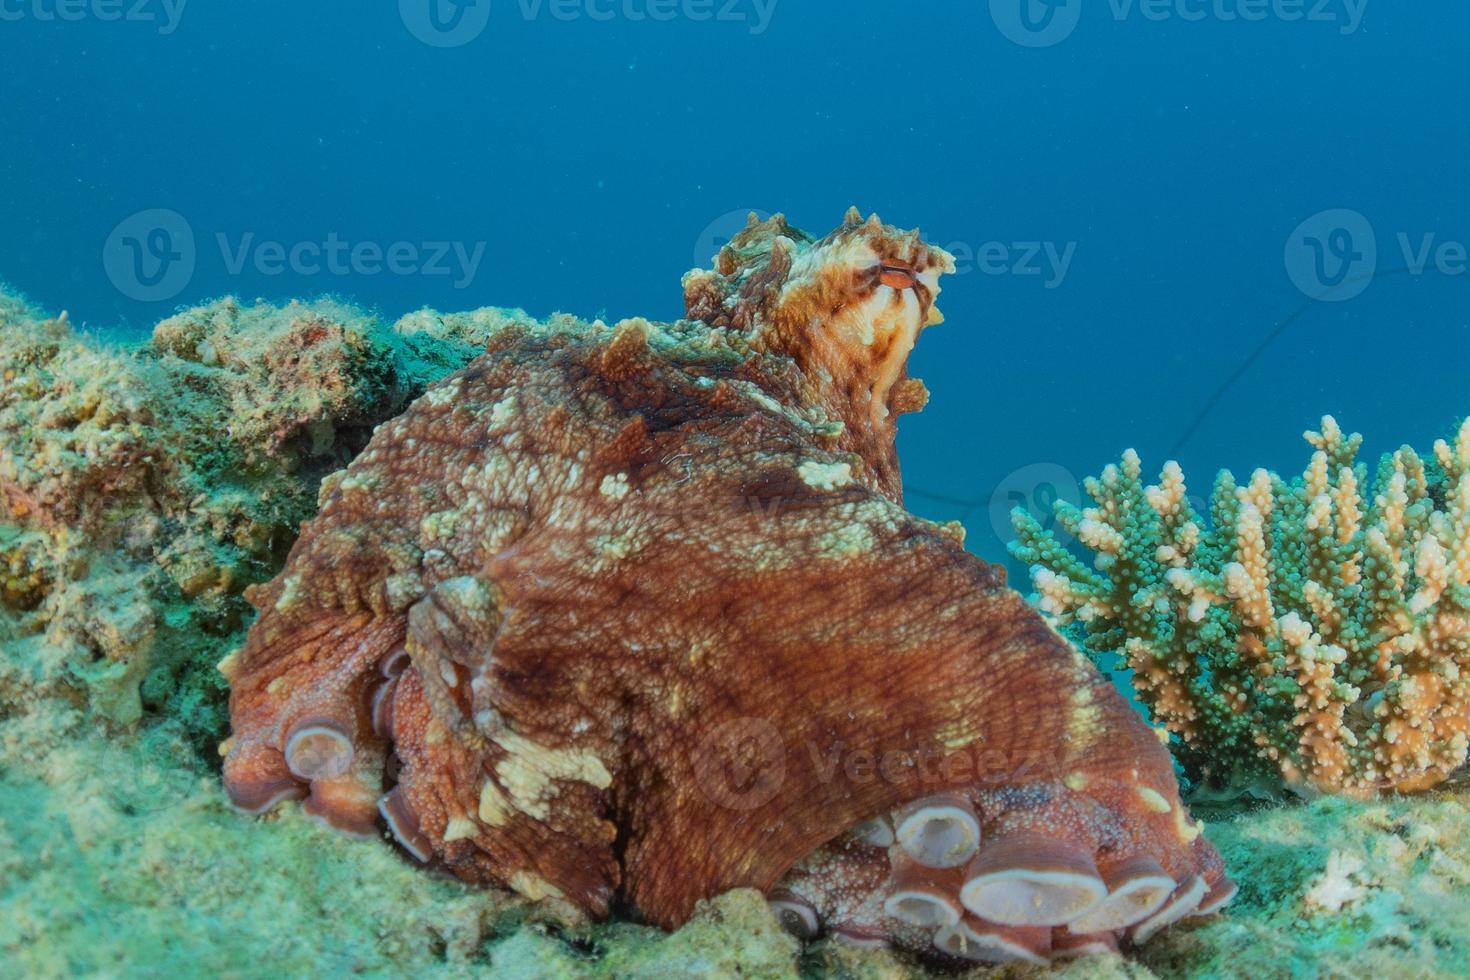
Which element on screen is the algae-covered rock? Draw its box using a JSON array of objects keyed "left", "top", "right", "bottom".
[
  {"left": 587, "top": 890, "right": 801, "bottom": 979},
  {"left": 0, "top": 285, "right": 42, "bottom": 328},
  {"left": 148, "top": 297, "right": 400, "bottom": 466},
  {"left": 393, "top": 304, "right": 541, "bottom": 356},
  {"left": 1135, "top": 789, "right": 1470, "bottom": 979},
  {"left": 478, "top": 890, "right": 805, "bottom": 980},
  {"left": 0, "top": 292, "right": 484, "bottom": 739}
]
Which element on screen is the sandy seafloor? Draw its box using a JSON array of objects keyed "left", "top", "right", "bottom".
[{"left": 3, "top": 289, "right": 1469, "bottom": 979}]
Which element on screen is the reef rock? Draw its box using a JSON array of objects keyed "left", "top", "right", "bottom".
[{"left": 0, "top": 294, "right": 485, "bottom": 735}]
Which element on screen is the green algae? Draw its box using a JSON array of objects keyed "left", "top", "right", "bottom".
[{"left": 4, "top": 287, "right": 1470, "bottom": 979}]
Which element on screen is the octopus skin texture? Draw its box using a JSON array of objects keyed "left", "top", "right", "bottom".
[{"left": 220, "top": 210, "right": 1235, "bottom": 965}]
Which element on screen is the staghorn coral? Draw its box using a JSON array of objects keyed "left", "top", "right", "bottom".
[
  {"left": 0, "top": 295, "right": 486, "bottom": 735},
  {"left": 1010, "top": 416, "right": 1470, "bottom": 799},
  {"left": 222, "top": 210, "right": 1233, "bottom": 968}
]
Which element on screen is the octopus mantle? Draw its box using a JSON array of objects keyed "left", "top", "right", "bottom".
[{"left": 222, "top": 211, "right": 1232, "bottom": 964}]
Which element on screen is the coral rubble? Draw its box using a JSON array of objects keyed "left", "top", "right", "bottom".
[{"left": 1011, "top": 417, "right": 1470, "bottom": 798}]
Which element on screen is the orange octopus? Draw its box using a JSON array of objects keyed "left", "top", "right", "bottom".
[{"left": 220, "top": 210, "right": 1235, "bottom": 965}]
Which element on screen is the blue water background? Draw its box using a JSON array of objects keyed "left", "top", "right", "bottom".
[{"left": 2, "top": 1, "right": 1467, "bottom": 578}]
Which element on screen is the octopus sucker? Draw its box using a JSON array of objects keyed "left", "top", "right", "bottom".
[
  {"left": 1194, "top": 876, "right": 1239, "bottom": 917},
  {"left": 378, "top": 786, "right": 434, "bottom": 863},
  {"left": 893, "top": 793, "right": 982, "bottom": 868},
  {"left": 1051, "top": 928, "right": 1121, "bottom": 959},
  {"left": 831, "top": 926, "right": 890, "bottom": 950},
  {"left": 369, "top": 678, "right": 398, "bottom": 739},
  {"left": 934, "top": 916, "right": 1051, "bottom": 966},
  {"left": 766, "top": 888, "right": 821, "bottom": 939},
  {"left": 379, "top": 645, "right": 411, "bottom": 679},
  {"left": 1067, "top": 853, "right": 1176, "bottom": 932},
  {"left": 1129, "top": 875, "right": 1208, "bottom": 944},
  {"left": 283, "top": 720, "right": 355, "bottom": 781},
  {"left": 852, "top": 815, "right": 895, "bottom": 849},
  {"left": 958, "top": 831, "right": 1108, "bottom": 927},
  {"left": 883, "top": 859, "right": 965, "bottom": 928},
  {"left": 223, "top": 211, "right": 1232, "bottom": 963}
]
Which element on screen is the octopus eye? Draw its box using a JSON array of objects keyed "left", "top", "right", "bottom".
[{"left": 878, "top": 261, "right": 918, "bottom": 291}]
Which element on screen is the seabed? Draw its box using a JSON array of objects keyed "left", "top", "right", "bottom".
[{"left": 2, "top": 291, "right": 1468, "bottom": 979}]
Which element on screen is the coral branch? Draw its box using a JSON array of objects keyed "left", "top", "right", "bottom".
[{"left": 1011, "top": 416, "right": 1470, "bottom": 797}]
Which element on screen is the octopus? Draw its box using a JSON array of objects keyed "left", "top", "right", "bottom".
[{"left": 220, "top": 209, "right": 1236, "bottom": 966}]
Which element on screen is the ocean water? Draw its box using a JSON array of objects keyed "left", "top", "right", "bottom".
[{"left": 2, "top": 0, "right": 1467, "bottom": 576}]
